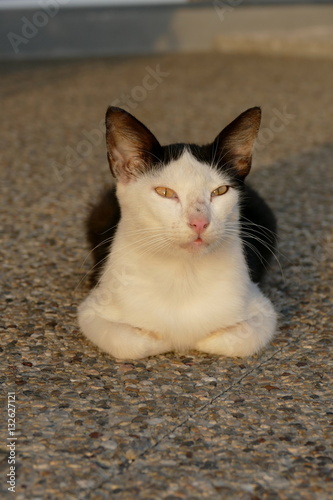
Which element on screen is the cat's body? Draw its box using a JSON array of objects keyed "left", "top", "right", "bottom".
[{"left": 78, "top": 107, "right": 277, "bottom": 360}]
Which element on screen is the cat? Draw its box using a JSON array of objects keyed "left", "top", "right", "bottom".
[{"left": 78, "top": 106, "right": 277, "bottom": 360}]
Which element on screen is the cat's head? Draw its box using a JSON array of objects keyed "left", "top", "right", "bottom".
[{"left": 105, "top": 106, "right": 261, "bottom": 256}]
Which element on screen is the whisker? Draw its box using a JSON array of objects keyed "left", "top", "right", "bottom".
[
  {"left": 97, "top": 222, "right": 119, "bottom": 236},
  {"left": 80, "top": 235, "right": 115, "bottom": 268},
  {"left": 75, "top": 252, "right": 111, "bottom": 292},
  {"left": 223, "top": 222, "right": 285, "bottom": 280},
  {"left": 240, "top": 216, "right": 278, "bottom": 238},
  {"left": 78, "top": 223, "right": 170, "bottom": 286}
]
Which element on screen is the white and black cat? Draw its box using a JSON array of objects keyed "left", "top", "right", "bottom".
[{"left": 78, "top": 106, "right": 277, "bottom": 360}]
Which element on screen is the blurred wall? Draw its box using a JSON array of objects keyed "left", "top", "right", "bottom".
[{"left": 1, "top": 1, "right": 332, "bottom": 60}]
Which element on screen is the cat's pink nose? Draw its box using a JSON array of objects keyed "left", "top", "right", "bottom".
[{"left": 188, "top": 216, "right": 210, "bottom": 234}]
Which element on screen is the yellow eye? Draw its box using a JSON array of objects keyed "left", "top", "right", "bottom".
[
  {"left": 211, "top": 185, "right": 229, "bottom": 197},
  {"left": 155, "top": 187, "right": 178, "bottom": 199}
]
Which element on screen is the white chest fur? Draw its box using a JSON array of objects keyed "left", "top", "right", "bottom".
[{"left": 80, "top": 234, "right": 252, "bottom": 350}]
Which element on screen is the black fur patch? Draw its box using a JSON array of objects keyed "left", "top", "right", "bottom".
[{"left": 86, "top": 187, "right": 120, "bottom": 285}]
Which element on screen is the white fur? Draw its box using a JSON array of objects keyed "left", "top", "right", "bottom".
[{"left": 78, "top": 151, "right": 277, "bottom": 359}]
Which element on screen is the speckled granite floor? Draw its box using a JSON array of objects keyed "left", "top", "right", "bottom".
[{"left": 1, "top": 53, "right": 332, "bottom": 499}]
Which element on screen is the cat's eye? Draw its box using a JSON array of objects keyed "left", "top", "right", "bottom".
[
  {"left": 211, "top": 185, "right": 229, "bottom": 197},
  {"left": 155, "top": 187, "right": 178, "bottom": 199}
]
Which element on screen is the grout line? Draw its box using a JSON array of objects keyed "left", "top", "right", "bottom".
[{"left": 124, "top": 333, "right": 304, "bottom": 469}]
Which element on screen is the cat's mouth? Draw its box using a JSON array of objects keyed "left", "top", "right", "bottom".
[
  {"left": 181, "top": 236, "right": 208, "bottom": 251},
  {"left": 194, "top": 237, "right": 204, "bottom": 245}
]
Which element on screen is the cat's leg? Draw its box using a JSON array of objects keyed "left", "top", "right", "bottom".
[
  {"left": 78, "top": 310, "right": 171, "bottom": 360},
  {"left": 195, "top": 292, "right": 277, "bottom": 358}
]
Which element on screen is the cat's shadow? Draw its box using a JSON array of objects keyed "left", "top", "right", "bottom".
[{"left": 249, "top": 142, "right": 332, "bottom": 330}]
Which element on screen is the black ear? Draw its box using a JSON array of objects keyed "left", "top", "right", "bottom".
[
  {"left": 211, "top": 107, "right": 261, "bottom": 179},
  {"left": 105, "top": 107, "right": 162, "bottom": 183}
]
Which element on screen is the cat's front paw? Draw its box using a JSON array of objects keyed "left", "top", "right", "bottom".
[
  {"left": 196, "top": 299, "right": 277, "bottom": 357},
  {"left": 78, "top": 305, "right": 171, "bottom": 360}
]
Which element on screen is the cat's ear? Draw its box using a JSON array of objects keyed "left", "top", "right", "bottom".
[
  {"left": 212, "top": 107, "right": 261, "bottom": 179},
  {"left": 105, "top": 106, "right": 162, "bottom": 183}
]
